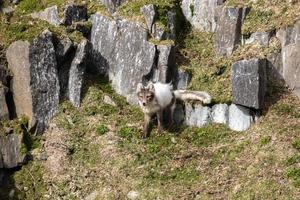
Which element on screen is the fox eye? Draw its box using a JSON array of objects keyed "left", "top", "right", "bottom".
[{"left": 146, "top": 95, "right": 153, "bottom": 100}]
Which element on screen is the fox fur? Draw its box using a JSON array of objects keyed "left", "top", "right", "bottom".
[{"left": 136, "top": 82, "right": 211, "bottom": 138}]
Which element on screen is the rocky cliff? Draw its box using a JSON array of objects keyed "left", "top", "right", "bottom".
[{"left": 0, "top": 0, "right": 300, "bottom": 199}]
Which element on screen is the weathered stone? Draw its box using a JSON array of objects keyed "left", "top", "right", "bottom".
[
  {"left": 103, "top": 95, "right": 117, "bottom": 107},
  {"left": 211, "top": 104, "right": 228, "bottom": 124},
  {"left": 185, "top": 103, "right": 211, "bottom": 127},
  {"left": 63, "top": 4, "right": 87, "bottom": 25},
  {"left": 267, "top": 52, "right": 283, "bottom": 81},
  {"left": 167, "top": 10, "right": 177, "bottom": 40},
  {"left": 31, "top": 6, "right": 61, "bottom": 26},
  {"left": 245, "top": 31, "right": 272, "bottom": 47},
  {"left": 241, "top": 6, "right": 251, "bottom": 22},
  {"left": 276, "top": 21, "right": 300, "bottom": 48},
  {"left": 0, "top": 64, "right": 8, "bottom": 86},
  {"left": 152, "top": 23, "right": 167, "bottom": 41},
  {"left": 140, "top": 4, "right": 156, "bottom": 32},
  {"left": 215, "top": 7, "right": 243, "bottom": 56},
  {"left": 282, "top": 44, "right": 300, "bottom": 97},
  {"left": 152, "top": 44, "right": 175, "bottom": 83},
  {"left": 176, "top": 69, "right": 191, "bottom": 90},
  {"left": 10, "top": 0, "right": 20, "bottom": 4},
  {"left": 68, "top": 39, "right": 88, "bottom": 108},
  {"left": 229, "top": 104, "right": 253, "bottom": 132},
  {"left": 232, "top": 58, "right": 267, "bottom": 109},
  {"left": 0, "top": 85, "right": 9, "bottom": 120},
  {"left": 181, "top": 0, "right": 224, "bottom": 32},
  {"left": 1, "top": 6, "right": 14, "bottom": 15},
  {"left": 127, "top": 191, "right": 139, "bottom": 200},
  {"left": 6, "top": 30, "right": 60, "bottom": 133},
  {"left": 91, "top": 13, "right": 156, "bottom": 104},
  {"left": 101, "top": 0, "right": 126, "bottom": 13},
  {"left": 0, "top": 133, "right": 27, "bottom": 168},
  {"left": 55, "top": 36, "right": 74, "bottom": 65}
]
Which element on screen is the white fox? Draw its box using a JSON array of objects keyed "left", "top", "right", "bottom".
[{"left": 136, "top": 82, "right": 211, "bottom": 138}]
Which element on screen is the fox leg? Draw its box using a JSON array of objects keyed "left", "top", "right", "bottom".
[
  {"left": 157, "top": 109, "right": 163, "bottom": 135},
  {"left": 142, "top": 114, "right": 151, "bottom": 138}
]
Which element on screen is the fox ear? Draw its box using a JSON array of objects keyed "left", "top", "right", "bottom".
[
  {"left": 147, "top": 82, "right": 155, "bottom": 93},
  {"left": 136, "top": 83, "right": 144, "bottom": 94}
]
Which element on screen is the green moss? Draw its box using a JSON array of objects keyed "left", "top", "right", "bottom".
[
  {"left": 260, "top": 136, "right": 272, "bottom": 146},
  {"left": 286, "top": 155, "right": 300, "bottom": 166},
  {"left": 292, "top": 140, "right": 300, "bottom": 150},
  {"left": 285, "top": 167, "right": 300, "bottom": 187},
  {"left": 96, "top": 124, "right": 109, "bottom": 135}
]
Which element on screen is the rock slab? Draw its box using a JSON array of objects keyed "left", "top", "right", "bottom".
[
  {"left": 185, "top": 103, "right": 211, "bottom": 127},
  {"left": 211, "top": 104, "right": 228, "bottom": 124},
  {"left": 229, "top": 104, "right": 253, "bottom": 132},
  {"left": 232, "top": 58, "right": 267, "bottom": 109},
  {"left": 31, "top": 6, "right": 61, "bottom": 26}
]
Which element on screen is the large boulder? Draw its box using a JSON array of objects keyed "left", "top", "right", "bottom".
[
  {"left": 175, "top": 69, "right": 191, "bottom": 90},
  {"left": 185, "top": 103, "right": 211, "bottom": 127},
  {"left": 276, "top": 21, "right": 300, "bottom": 48},
  {"left": 228, "top": 104, "right": 253, "bottom": 132},
  {"left": 31, "top": 6, "right": 61, "bottom": 26},
  {"left": 68, "top": 39, "right": 89, "bottom": 107},
  {"left": 0, "top": 84, "right": 9, "bottom": 120},
  {"left": 91, "top": 13, "right": 157, "bottom": 103},
  {"left": 215, "top": 6, "right": 243, "bottom": 56},
  {"left": 6, "top": 30, "right": 60, "bottom": 133},
  {"left": 181, "top": 0, "right": 224, "bottom": 32},
  {"left": 0, "top": 133, "right": 27, "bottom": 169},
  {"left": 232, "top": 58, "right": 267, "bottom": 109},
  {"left": 101, "top": 0, "right": 126, "bottom": 13},
  {"left": 282, "top": 44, "right": 300, "bottom": 97}
]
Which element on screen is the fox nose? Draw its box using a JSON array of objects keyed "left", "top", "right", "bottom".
[{"left": 143, "top": 102, "right": 146, "bottom": 106}]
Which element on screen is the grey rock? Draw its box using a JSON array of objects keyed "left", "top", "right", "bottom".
[
  {"left": 68, "top": 39, "right": 89, "bottom": 107},
  {"left": 10, "top": 0, "right": 20, "bottom": 4},
  {"left": 0, "top": 64, "right": 8, "bottom": 86},
  {"left": 211, "top": 104, "right": 229, "bottom": 124},
  {"left": 152, "top": 44, "right": 175, "bottom": 83},
  {"left": 127, "top": 191, "right": 139, "bottom": 200},
  {"left": 241, "top": 6, "right": 251, "bottom": 22},
  {"left": 6, "top": 30, "right": 60, "bottom": 133},
  {"left": 152, "top": 23, "right": 167, "bottom": 41},
  {"left": 103, "top": 95, "right": 117, "bottom": 107},
  {"left": 185, "top": 103, "right": 211, "bottom": 127},
  {"left": 215, "top": 7, "right": 243, "bottom": 56},
  {"left": 91, "top": 13, "right": 156, "bottom": 104},
  {"left": 0, "top": 85, "right": 9, "bottom": 120},
  {"left": 176, "top": 69, "right": 191, "bottom": 90},
  {"left": 31, "top": 6, "right": 61, "bottom": 26},
  {"left": 101, "top": 0, "right": 126, "bottom": 13},
  {"left": 229, "top": 104, "right": 253, "bottom": 132},
  {"left": 140, "top": 4, "right": 156, "bottom": 32},
  {"left": 63, "top": 4, "right": 88, "bottom": 25},
  {"left": 276, "top": 21, "right": 300, "bottom": 48},
  {"left": 0, "top": 133, "right": 27, "bottom": 168},
  {"left": 167, "top": 10, "right": 177, "bottom": 40},
  {"left": 173, "top": 103, "right": 185, "bottom": 125},
  {"left": 181, "top": 0, "right": 224, "bottom": 32},
  {"left": 232, "top": 58, "right": 267, "bottom": 109},
  {"left": 282, "top": 43, "right": 300, "bottom": 97},
  {"left": 55, "top": 36, "right": 74, "bottom": 65},
  {"left": 245, "top": 31, "right": 272, "bottom": 47},
  {"left": 1, "top": 6, "right": 14, "bottom": 15},
  {"left": 267, "top": 52, "right": 284, "bottom": 81},
  {"left": 70, "top": 21, "right": 91, "bottom": 37}
]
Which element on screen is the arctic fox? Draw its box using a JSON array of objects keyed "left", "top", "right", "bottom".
[{"left": 136, "top": 82, "right": 211, "bottom": 138}]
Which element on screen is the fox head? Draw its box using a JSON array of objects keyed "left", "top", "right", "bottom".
[{"left": 136, "top": 82, "right": 155, "bottom": 107}]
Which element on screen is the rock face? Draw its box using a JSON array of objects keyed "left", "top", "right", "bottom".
[
  {"left": 140, "top": 4, "right": 156, "bottom": 32},
  {"left": 101, "top": 0, "right": 126, "bottom": 13},
  {"left": 0, "top": 85, "right": 9, "bottom": 120},
  {"left": 229, "top": 104, "right": 253, "bottom": 132},
  {"left": 211, "top": 104, "right": 228, "bottom": 124},
  {"left": 176, "top": 69, "right": 191, "bottom": 90},
  {"left": 68, "top": 39, "right": 89, "bottom": 107},
  {"left": 181, "top": 0, "right": 224, "bottom": 32},
  {"left": 185, "top": 103, "right": 211, "bottom": 127},
  {"left": 63, "top": 4, "right": 88, "bottom": 25},
  {"left": 31, "top": 6, "right": 61, "bottom": 26},
  {"left": 0, "top": 133, "right": 27, "bottom": 169},
  {"left": 282, "top": 44, "right": 300, "bottom": 97},
  {"left": 276, "top": 21, "right": 300, "bottom": 48},
  {"left": 267, "top": 52, "right": 283, "bottom": 81},
  {"left": 91, "top": 13, "right": 157, "bottom": 103},
  {"left": 245, "top": 31, "right": 272, "bottom": 47},
  {"left": 215, "top": 7, "right": 243, "bottom": 56},
  {"left": 6, "top": 30, "right": 60, "bottom": 133},
  {"left": 232, "top": 58, "right": 267, "bottom": 109}
]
